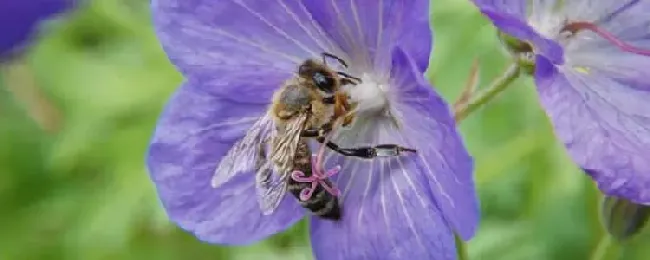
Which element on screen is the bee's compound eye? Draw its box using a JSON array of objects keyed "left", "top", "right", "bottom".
[{"left": 313, "top": 72, "right": 334, "bottom": 93}]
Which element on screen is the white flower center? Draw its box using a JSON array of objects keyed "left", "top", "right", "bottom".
[
  {"left": 346, "top": 73, "right": 391, "bottom": 118},
  {"left": 528, "top": 13, "right": 582, "bottom": 65},
  {"left": 529, "top": 13, "right": 566, "bottom": 40}
]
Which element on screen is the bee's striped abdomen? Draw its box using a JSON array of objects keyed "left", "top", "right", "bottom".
[{"left": 287, "top": 139, "right": 341, "bottom": 221}]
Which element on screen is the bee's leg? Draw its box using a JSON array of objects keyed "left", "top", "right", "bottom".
[
  {"left": 301, "top": 129, "right": 320, "bottom": 137},
  {"left": 318, "top": 141, "right": 417, "bottom": 159},
  {"left": 340, "top": 77, "right": 359, "bottom": 86},
  {"left": 322, "top": 96, "right": 335, "bottom": 104},
  {"left": 301, "top": 124, "right": 415, "bottom": 158},
  {"left": 341, "top": 113, "right": 355, "bottom": 127},
  {"left": 300, "top": 122, "right": 333, "bottom": 138},
  {"left": 337, "top": 72, "right": 362, "bottom": 85},
  {"left": 322, "top": 52, "right": 348, "bottom": 68}
]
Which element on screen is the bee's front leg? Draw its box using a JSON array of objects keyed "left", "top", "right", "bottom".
[
  {"left": 337, "top": 72, "right": 362, "bottom": 85},
  {"left": 322, "top": 96, "right": 335, "bottom": 104}
]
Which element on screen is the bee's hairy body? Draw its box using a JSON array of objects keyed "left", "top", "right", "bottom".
[
  {"left": 271, "top": 78, "right": 332, "bottom": 130},
  {"left": 219, "top": 53, "right": 415, "bottom": 221},
  {"left": 267, "top": 59, "right": 344, "bottom": 221},
  {"left": 287, "top": 138, "right": 342, "bottom": 220}
]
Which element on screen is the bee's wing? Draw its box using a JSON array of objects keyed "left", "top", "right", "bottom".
[
  {"left": 211, "top": 114, "right": 276, "bottom": 189},
  {"left": 256, "top": 112, "right": 308, "bottom": 215},
  {"left": 255, "top": 158, "right": 286, "bottom": 215}
]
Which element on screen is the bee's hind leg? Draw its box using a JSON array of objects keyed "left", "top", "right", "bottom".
[
  {"left": 301, "top": 122, "right": 416, "bottom": 159},
  {"left": 320, "top": 142, "right": 417, "bottom": 159}
]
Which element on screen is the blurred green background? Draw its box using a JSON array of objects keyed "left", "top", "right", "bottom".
[{"left": 1, "top": 0, "right": 649, "bottom": 259}]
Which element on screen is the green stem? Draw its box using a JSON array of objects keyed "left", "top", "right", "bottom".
[
  {"left": 590, "top": 235, "right": 618, "bottom": 260},
  {"left": 450, "top": 63, "right": 522, "bottom": 259},
  {"left": 454, "top": 64, "right": 521, "bottom": 122},
  {"left": 455, "top": 235, "right": 469, "bottom": 260}
]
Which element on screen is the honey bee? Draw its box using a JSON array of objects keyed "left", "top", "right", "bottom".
[{"left": 212, "top": 53, "right": 417, "bottom": 221}]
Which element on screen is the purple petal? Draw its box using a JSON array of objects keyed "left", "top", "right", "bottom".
[
  {"left": 308, "top": 48, "right": 476, "bottom": 259},
  {"left": 309, "top": 169, "right": 455, "bottom": 260},
  {"left": 152, "top": 0, "right": 434, "bottom": 104},
  {"left": 562, "top": 1, "right": 650, "bottom": 87},
  {"left": 602, "top": 0, "right": 650, "bottom": 38},
  {"left": 568, "top": 43, "right": 650, "bottom": 92},
  {"left": 146, "top": 82, "right": 305, "bottom": 245},
  {"left": 475, "top": 7, "right": 564, "bottom": 65},
  {"left": 0, "top": 0, "right": 72, "bottom": 59},
  {"left": 472, "top": 0, "right": 527, "bottom": 18},
  {"left": 557, "top": 0, "right": 648, "bottom": 27},
  {"left": 151, "top": 0, "right": 330, "bottom": 102},
  {"left": 299, "top": 0, "right": 432, "bottom": 73},
  {"left": 390, "top": 48, "right": 479, "bottom": 239},
  {"left": 535, "top": 56, "right": 650, "bottom": 204}
]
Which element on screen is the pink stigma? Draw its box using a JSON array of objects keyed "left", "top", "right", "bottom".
[
  {"left": 562, "top": 21, "right": 650, "bottom": 57},
  {"left": 290, "top": 155, "right": 341, "bottom": 201}
]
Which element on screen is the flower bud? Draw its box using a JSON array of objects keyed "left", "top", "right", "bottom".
[{"left": 601, "top": 196, "right": 650, "bottom": 241}]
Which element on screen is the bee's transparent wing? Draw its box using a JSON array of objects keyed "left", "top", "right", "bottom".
[
  {"left": 254, "top": 156, "right": 286, "bottom": 215},
  {"left": 211, "top": 114, "right": 275, "bottom": 189},
  {"left": 256, "top": 113, "right": 308, "bottom": 215}
]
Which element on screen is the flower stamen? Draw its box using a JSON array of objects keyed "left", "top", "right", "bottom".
[
  {"left": 290, "top": 129, "right": 342, "bottom": 201},
  {"left": 561, "top": 21, "right": 650, "bottom": 57},
  {"left": 290, "top": 157, "right": 341, "bottom": 201}
]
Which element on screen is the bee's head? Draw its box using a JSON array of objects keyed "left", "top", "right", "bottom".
[{"left": 298, "top": 59, "right": 336, "bottom": 94}]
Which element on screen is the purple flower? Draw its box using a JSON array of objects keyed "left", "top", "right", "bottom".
[
  {"left": 0, "top": 0, "right": 73, "bottom": 59},
  {"left": 471, "top": 0, "right": 650, "bottom": 204},
  {"left": 147, "top": 0, "right": 478, "bottom": 259}
]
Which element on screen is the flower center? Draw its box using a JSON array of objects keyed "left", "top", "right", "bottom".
[{"left": 346, "top": 73, "right": 390, "bottom": 117}]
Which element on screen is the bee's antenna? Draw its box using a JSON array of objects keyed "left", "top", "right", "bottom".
[{"left": 322, "top": 52, "right": 348, "bottom": 68}]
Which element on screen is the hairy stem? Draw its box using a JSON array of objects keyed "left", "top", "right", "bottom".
[
  {"left": 453, "top": 59, "right": 480, "bottom": 111},
  {"left": 455, "top": 234, "right": 469, "bottom": 260},
  {"left": 451, "top": 63, "right": 522, "bottom": 259},
  {"left": 451, "top": 64, "right": 521, "bottom": 259},
  {"left": 590, "top": 235, "right": 620, "bottom": 260},
  {"left": 454, "top": 64, "right": 521, "bottom": 122}
]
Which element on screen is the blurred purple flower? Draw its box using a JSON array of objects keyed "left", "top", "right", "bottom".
[
  {"left": 472, "top": 0, "right": 650, "bottom": 204},
  {"left": 0, "top": 0, "right": 73, "bottom": 59},
  {"left": 147, "top": 0, "right": 478, "bottom": 259}
]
